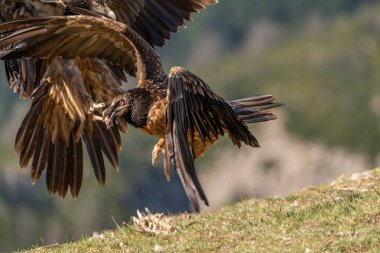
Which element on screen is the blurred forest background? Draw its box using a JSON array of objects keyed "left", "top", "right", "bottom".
[{"left": 1, "top": 0, "right": 380, "bottom": 251}]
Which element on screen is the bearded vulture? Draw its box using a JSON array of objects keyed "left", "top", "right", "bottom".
[
  {"left": 0, "top": 16, "right": 282, "bottom": 211},
  {"left": 0, "top": 0, "right": 217, "bottom": 199}
]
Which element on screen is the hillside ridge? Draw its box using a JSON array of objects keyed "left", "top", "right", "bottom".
[{"left": 24, "top": 168, "right": 380, "bottom": 252}]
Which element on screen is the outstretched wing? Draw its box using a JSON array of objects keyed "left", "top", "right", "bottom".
[
  {"left": 15, "top": 58, "right": 123, "bottom": 197},
  {"left": 0, "top": 6, "right": 127, "bottom": 197},
  {"left": 109, "top": 0, "right": 218, "bottom": 47},
  {"left": 0, "top": 15, "right": 165, "bottom": 84},
  {"left": 165, "top": 67, "right": 259, "bottom": 211},
  {"left": 0, "top": 16, "right": 139, "bottom": 77},
  {"left": 0, "top": 16, "right": 127, "bottom": 197},
  {"left": 0, "top": 0, "right": 127, "bottom": 98}
]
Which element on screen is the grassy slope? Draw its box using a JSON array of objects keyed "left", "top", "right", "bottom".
[{"left": 23, "top": 169, "right": 380, "bottom": 253}]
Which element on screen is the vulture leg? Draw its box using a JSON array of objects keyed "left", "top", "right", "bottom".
[{"left": 152, "top": 138, "right": 165, "bottom": 167}]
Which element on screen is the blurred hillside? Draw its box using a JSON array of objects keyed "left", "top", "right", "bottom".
[
  {"left": 163, "top": 0, "right": 380, "bottom": 159},
  {"left": 1, "top": 0, "right": 379, "bottom": 251}
]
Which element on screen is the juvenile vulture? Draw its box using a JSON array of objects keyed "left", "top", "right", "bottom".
[
  {"left": 0, "top": 16, "right": 282, "bottom": 211},
  {"left": 0, "top": 0, "right": 217, "bottom": 199}
]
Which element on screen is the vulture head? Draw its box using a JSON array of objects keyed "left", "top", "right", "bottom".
[
  {"left": 103, "top": 89, "right": 152, "bottom": 129},
  {"left": 103, "top": 93, "right": 132, "bottom": 129}
]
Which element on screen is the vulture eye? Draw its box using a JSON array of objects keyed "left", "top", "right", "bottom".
[{"left": 118, "top": 100, "right": 125, "bottom": 106}]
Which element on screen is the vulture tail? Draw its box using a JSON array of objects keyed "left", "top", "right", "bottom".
[{"left": 229, "top": 95, "right": 283, "bottom": 124}]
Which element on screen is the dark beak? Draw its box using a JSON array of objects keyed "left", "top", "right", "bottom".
[
  {"left": 103, "top": 104, "right": 117, "bottom": 129},
  {"left": 102, "top": 102, "right": 128, "bottom": 129}
]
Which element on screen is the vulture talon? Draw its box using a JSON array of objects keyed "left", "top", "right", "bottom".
[{"left": 152, "top": 139, "right": 165, "bottom": 166}]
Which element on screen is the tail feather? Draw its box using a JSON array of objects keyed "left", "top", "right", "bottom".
[{"left": 229, "top": 94, "right": 283, "bottom": 124}]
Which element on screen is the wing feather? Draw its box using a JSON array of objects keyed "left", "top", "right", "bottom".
[
  {"left": 165, "top": 67, "right": 259, "bottom": 211},
  {"left": 31, "top": 129, "right": 50, "bottom": 184},
  {"left": 12, "top": 59, "right": 122, "bottom": 198},
  {"left": 109, "top": 0, "right": 218, "bottom": 47},
  {"left": 49, "top": 138, "right": 65, "bottom": 194},
  {"left": 93, "top": 122, "right": 120, "bottom": 170},
  {"left": 45, "top": 140, "right": 55, "bottom": 193},
  {"left": 68, "top": 133, "right": 84, "bottom": 198},
  {"left": 4, "top": 59, "right": 44, "bottom": 99},
  {"left": 83, "top": 130, "right": 106, "bottom": 185},
  {"left": 0, "top": 16, "right": 138, "bottom": 77},
  {"left": 14, "top": 89, "right": 43, "bottom": 154},
  {"left": 19, "top": 110, "right": 42, "bottom": 168},
  {"left": 58, "top": 149, "right": 69, "bottom": 198}
]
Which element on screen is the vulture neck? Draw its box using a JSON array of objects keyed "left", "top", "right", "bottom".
[{"left": 123, "top": 26, "right": 167, "bottom": 86}]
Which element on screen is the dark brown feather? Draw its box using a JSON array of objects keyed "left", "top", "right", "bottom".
[
  {"left": 5, "top": 59, "right": 43, "bottom": 99},
  {"left": 14, "top": 93, "right": 43, "bottom": 153},
  {"left": 58, "top": 148, "right": 69, "bottom": 198},
  {"left": 229, "top": 95, "right": 283, "bottom": 124},
  {"left": 0, "top": 17, "right": 139, "bottom": 77},
  {"left": 68, "top": 134, "right": 84, "bottom": 198},
  {"left": 93, "top": 121, "right": 119, "bottom": 170},
  {"left": 83, "top": 130, "right": 106, "bottom": 185},
  {"left": 31, "top": 129, "right": 50, "bottom": 184},
  {"left": 109, "top": 0, "right": 218, "bottom": 47},
  {"left": 19, "top": 112, "right": 42, "bottom": 168},
  {"left": 45, "top": 140, "right": 55, "bottom": 194},
  {"left": 50, "top": 138, "right": 65, "bottom": 193}
]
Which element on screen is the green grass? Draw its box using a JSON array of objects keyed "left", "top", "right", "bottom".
[{"left": 23, "top": 169, "right": 380, "bottom": 253}]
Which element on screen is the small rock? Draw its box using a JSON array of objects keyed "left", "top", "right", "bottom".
[
  {"left": 119, "top": 242, "right": 130, "bottom": 252},
  {"left": 350, "top": 173, "right": 360, "bottom": 181},
  {"left": 305, "top": 247, "right": 312, "bottom": 253},
  {"left": 153, "top": 244, "right": 165, "bottom": 252},
  {"left": 89, "top": 232, "right": 105, "bottom": 241},
  {"left": 291, "top": 201, "right": 299, "bottom": 207}
]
